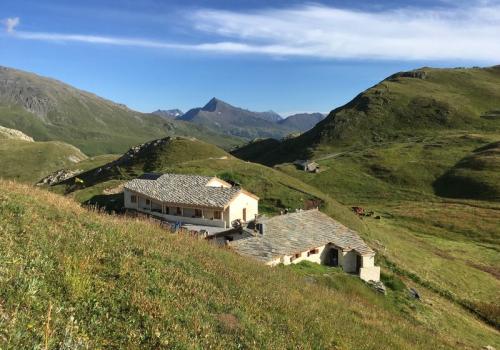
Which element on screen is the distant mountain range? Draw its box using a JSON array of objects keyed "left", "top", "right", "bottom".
[{"left": 173, "top": 97, "right": 324, "bottom": 139}]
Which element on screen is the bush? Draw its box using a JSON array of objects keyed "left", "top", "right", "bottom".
[{"left": 381, "top": 272, "right": 406, "bottom": 292}]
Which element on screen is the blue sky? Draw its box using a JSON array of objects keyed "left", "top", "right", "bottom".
[{"left": 1, "top": 0, "right": 499, "bottom": 116}]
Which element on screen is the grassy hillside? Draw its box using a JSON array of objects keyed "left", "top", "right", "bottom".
[
  {"left": 0, "top": 139, "right": 87, "bottom": 183},
  {"left": 0, "top": 67, "right": 242, "bottom": 155},
  {"left": 51, "top": 136, "right": 230, "bottom": 191},
  {"left": 231, "top": 138, "right": 281, "bottom": 162},
  {"left": 1, "top": 180, "right": 499, "bottom": 349},
  {"left": 278, "top": 112, "right": 325, "bottom": 131},
  {"left": 435, "top": 141, "right": 500, "bottom": 201},
  {"left": 234, "top": 66, "right": 500, "bottom": 165},
  {"left": 275, "top": 132, "right": 500, "bottom": 327}
]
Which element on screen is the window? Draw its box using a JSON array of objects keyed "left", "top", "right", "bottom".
[
  {"left": 145, "top": 199, "right": 151, "bottom": 206},
  {"left": 307, "top": 248, "right": 320, "bottom": 257},
  {"left": 290, "top": 253, "right": 301, "bottom": 262},
  {"left": 176, "top": 207, "right": 182, "bottom": 215},
  {"left": 214, "top": 211, "right": 222, "bottom": 220},
  {"left": 130, "top": 195, "right": 137, "bottom": 203},
  {"left": 242, "top": 208, "right": 247, "bottom": 222},
  {"left": 194, "top": 209, "right": 202, "bottom": 217},
  {"left": 165, "top": 207, "right": 170, "bottom": 214}
]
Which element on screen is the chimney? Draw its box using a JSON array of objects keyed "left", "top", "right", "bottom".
[{"left": 257, "top": 223, "right": 265, "bottom": 236}]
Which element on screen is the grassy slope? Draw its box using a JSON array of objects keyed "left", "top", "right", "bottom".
[
  {"left": 435, "top": 141, "right": 500, "bottom": 200},
  {"left": 231, "top": 138, "right": 281, "bottom": 162},
  {"left": 1, "top": 181, "right": 499, "bottom": 349},
  {"left": 0, "top": 68, "right": 242, "bottom": 155},
  {"left": 53, "top": 135, "right": 500, "bottom": 330},
  {"left": 0, "top": 139, "right": 87, "bottom": 183},
  {"left": 276, "top": 132, "right": 500, "bottom": 327}
]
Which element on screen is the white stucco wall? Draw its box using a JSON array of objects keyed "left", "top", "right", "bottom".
[
  {"left": 273, "top": 244, "right": 380, "bottom": 281},
  {"left": 362, "top": 255, "right": 375, "bottom": 268},
  {"left": 277, "top": 246, "right": 326, "bottom": 266},
  {"left": 227, "top": 192, "right": 259, "bottom": 225},
  {"left": 360, "top": 266, "right": 380, "bottom": 282},
  {"left": 359, "top": 255, "right": 379, "bottom": 282}
]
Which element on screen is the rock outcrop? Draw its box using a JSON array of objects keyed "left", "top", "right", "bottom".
[
  {"left": 37, "top": 169, "right": 83, "bottom": 186},
  {"left": 0, "top": 125, "right": 34, "bottom": 141}
]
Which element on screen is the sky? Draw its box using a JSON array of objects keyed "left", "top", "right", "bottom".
[{"left": 1, "top": 0, "right": 499, "bottom": 116}]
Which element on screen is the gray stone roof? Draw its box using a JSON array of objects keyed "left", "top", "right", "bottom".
[
  {"left": 123, "top": 173, "right": 242, "bottom": 208},
  {"left": 229, "top": 209, "right": 374, "bottom": 262}
]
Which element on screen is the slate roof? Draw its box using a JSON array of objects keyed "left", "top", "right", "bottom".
[
  {"left": 229, "top": 209, "right": 374, "bottom": 262},
  {"left": 123, "top": 173, "right": 242, "bottom": 208}
]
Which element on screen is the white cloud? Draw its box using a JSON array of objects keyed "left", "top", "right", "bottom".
[
  {"left": 188, "top": 4, "right": 500, "bottom": 61},
  {"left": 3, "top": 17, "right": 20, "bottom": 33},
  {"left": 3, "top": 3, "right": 500, "bottom": 62}
]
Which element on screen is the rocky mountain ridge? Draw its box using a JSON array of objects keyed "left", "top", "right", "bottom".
[{"left": 177, "top": 97, "right": 323, "bottom": 139}]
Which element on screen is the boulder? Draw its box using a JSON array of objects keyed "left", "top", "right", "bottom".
[
  {"left": 37, "top": 169, "right": 83, "bottom": 186},
  {"left": 368, "top": 280, "right": 387, "bottom": 295}
]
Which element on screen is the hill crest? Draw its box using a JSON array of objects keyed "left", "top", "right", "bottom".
[{"left": 233, "top": 66, "right": 500, "bottom": 165}]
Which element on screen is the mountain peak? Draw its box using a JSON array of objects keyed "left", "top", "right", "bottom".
[{"left": 203, "top": 97, "right": 228, "bottom": 111}]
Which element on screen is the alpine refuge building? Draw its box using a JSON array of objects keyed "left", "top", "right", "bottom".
[
  {"left": 123, "top": 173, "right": 259, "bottom": 229},
  {"left": 228, "top": 209, "right": 380, "bottom": 282},
  {"left": 123, "top": 173, "right": 379, "bottom": 282}
]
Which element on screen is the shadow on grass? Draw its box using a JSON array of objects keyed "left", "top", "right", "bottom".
[{"left": 84, "top": 193, "right": 124, "bottom": 213}]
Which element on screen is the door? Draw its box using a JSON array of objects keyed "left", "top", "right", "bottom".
[
  {"left": 242, "top": 208, "right": 247, "bottom": 222},
  {"left": 356, "top": 254, "right": 362, "bottom": 274},
  {"left": 330, "top": 248, "right": 339, "bottom": 267}
]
